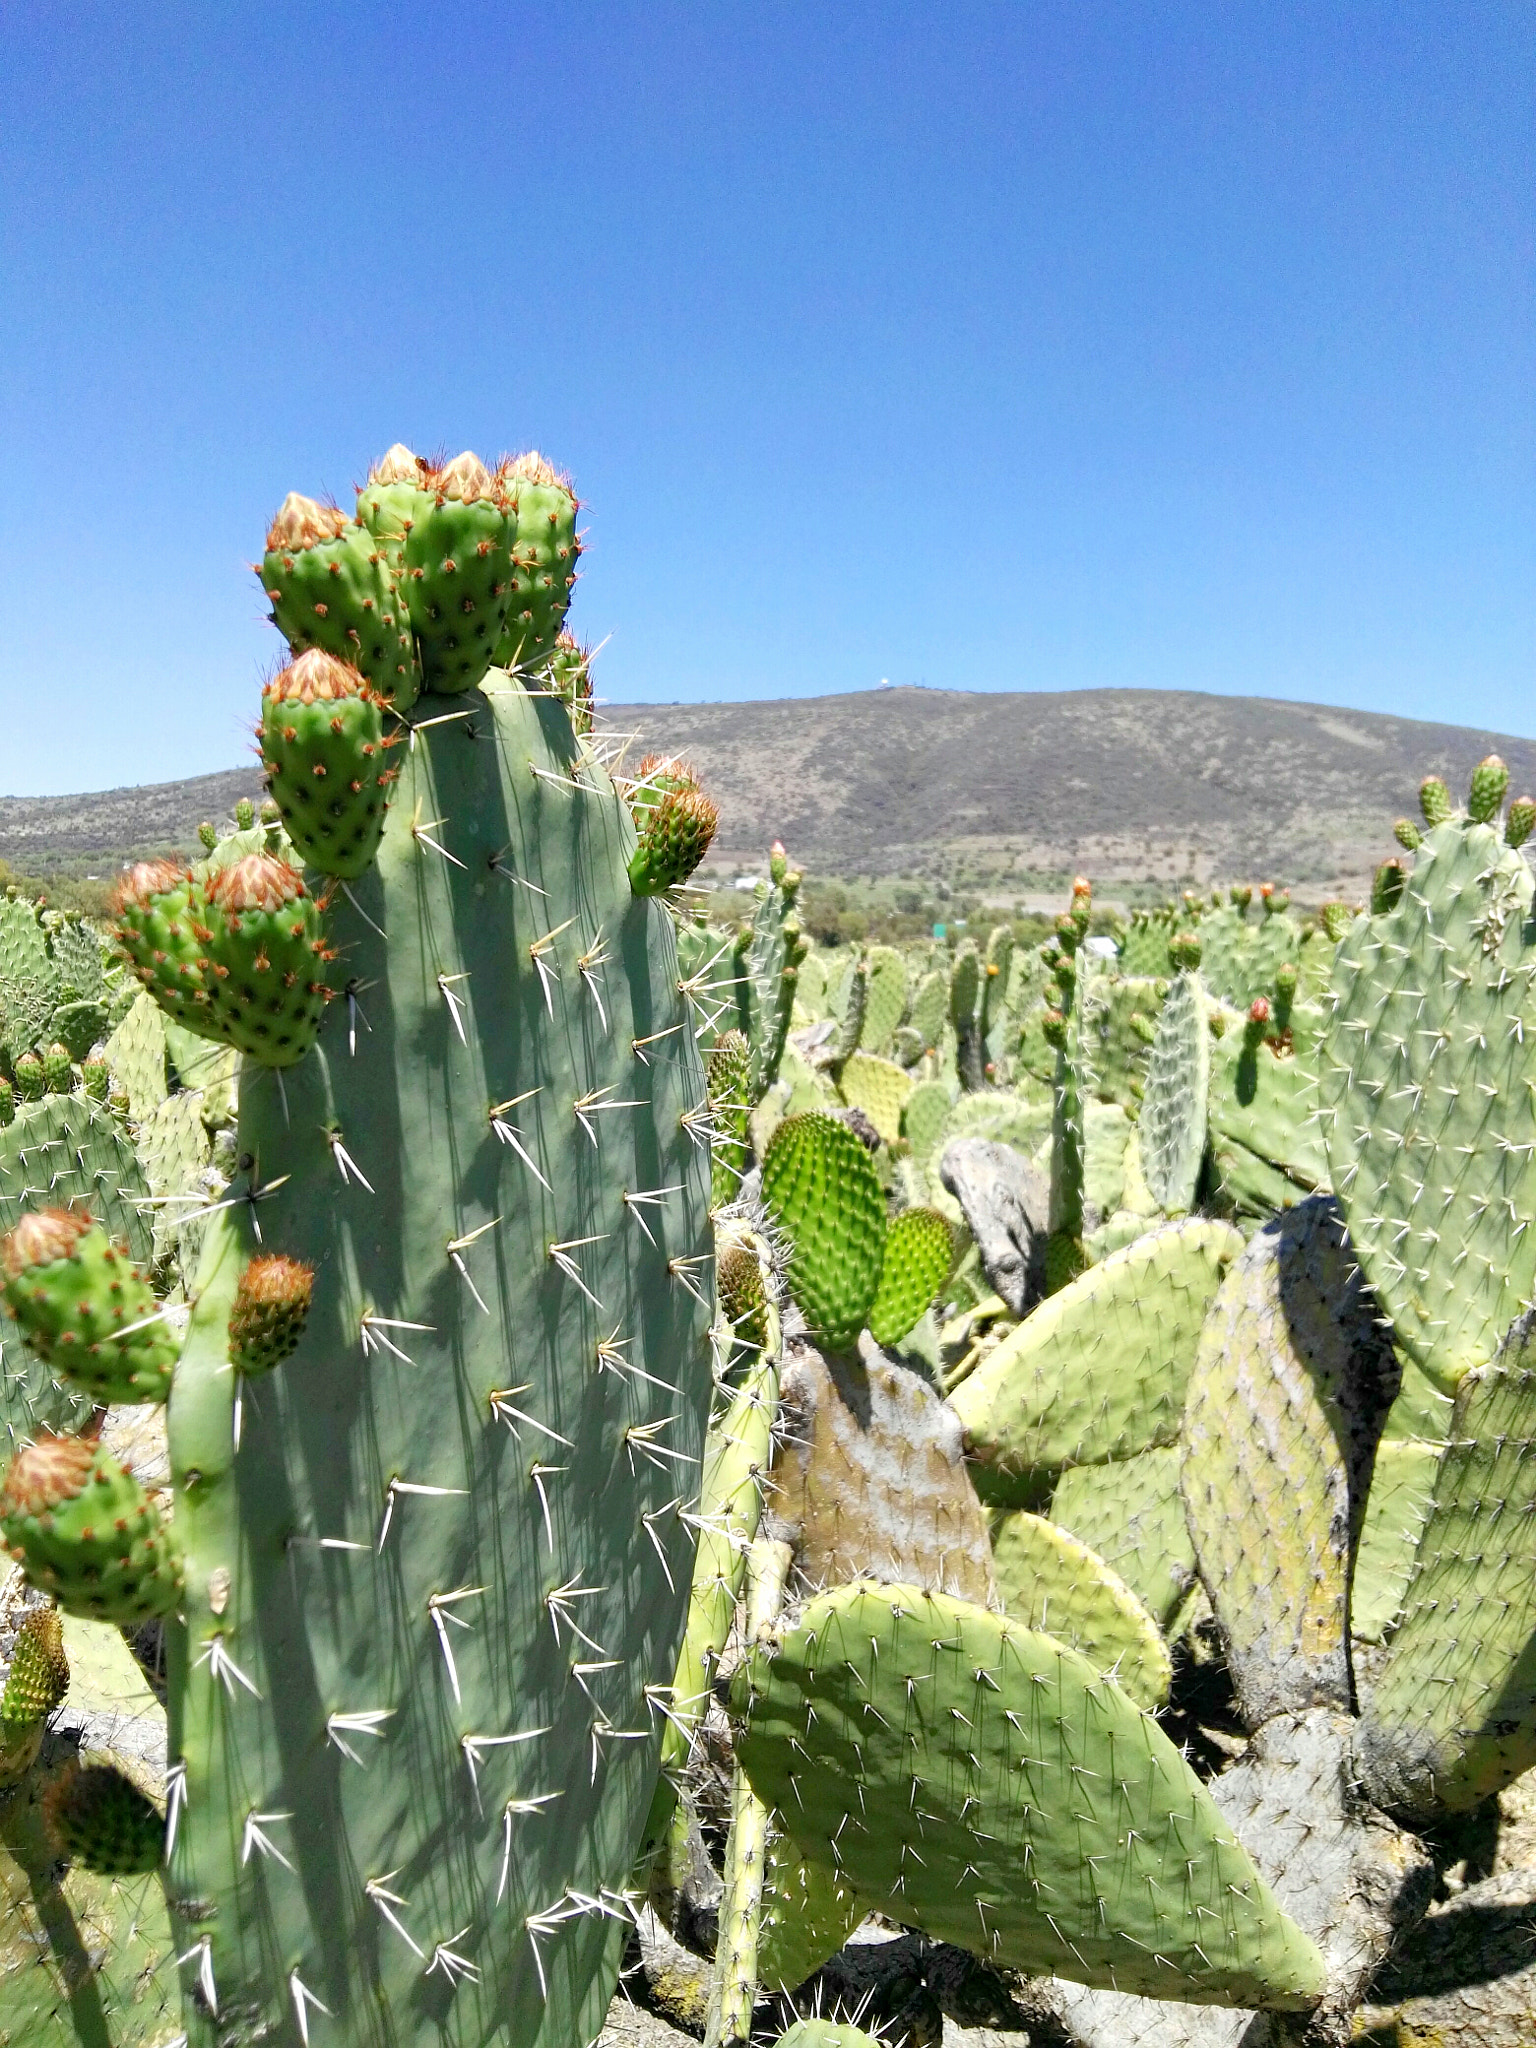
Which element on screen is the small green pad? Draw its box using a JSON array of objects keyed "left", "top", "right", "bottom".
[
  {"left": 761, "top": 1112, "right": 887, "bottom": 1350},
  {"left": 1350, "top": 1438, "right": 1440, "bottom": 1644},
  {"left": 837, "top": 1050, "right": 912, "bottom": 1146},
  {"left": 1139, "top": 968, "right": 1208, "bottom": 1213},
  {"left": 989, "top": 1510, "right": 1171, "bottom": 1710},
  {"left": 758, "top": 1823, "right": 865, "bottom": 1993},
  {"left": 950, "top": 1218, "right": 1243, "bottom": 1485},
  {"left": 771, "top": 2024, "right": 883, "bottom": 2048},
  {"left": 733, "top": 1581, "right": 1326, "bottom": 2006},
  {"left": 867, "top": 1207, "right": 952, "bottom": 1348}
]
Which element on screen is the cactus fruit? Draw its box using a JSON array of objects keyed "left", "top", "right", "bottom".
[
  {"left": 1468, "top": 752, "right": 1509, "bottom": 823},
  {"left": 111, "top": 860, "right": 215, "bottom": 1030},
  {"left": 988, "top": 1510, "right": 1171, "bottom": 1710},
  {"left": 1181, "top": 1197, "right": 1398, "bottom": 1726},
  {"left": 950, "top": 1219, "right": 1244, "bottom": 1490},
  {"left": 261, "top": 491, "right": 418, "bottom": 707},
  {"left": 1323, "top": 806, "right": 1536, "bottom": 1391},
  {"left": 1393, "top": 816, "right": 1423, "bottom": 851},
  {"left": 15, "top": 1053, "right": 44, "bottom": 1103},
  {"left": 1318, "top": 900, "right": 1354, "bottom": 941},
  {"left": 866, "top": 1207, "right": 952, "bottom": 1349},
  {"left": 627, "top": 756, "right": 720, "bottom": 895},
  {"left": 762, "top": 1112, "right": 887, "bottom": 1350},
  {"left": 492, "top": 452, "right": 581, "bottom": 672},
  {"left": 0, "top": 1433, "right": 182, "bottom": 1622},
  {"left": 259, "top": 648, "right": 400, "bottom": 877},
  {"left": 1418, "top": 774, "right": 1452, "bottom": 826},
  {"left": 227, "top": 1251, "right": 314, "bottom": 1374},
  {"left": 544, "top": 629, "right": 595, "bottom": 736},
  {"left": 43, "top": 1753, "right": 164, "bottom": 1875},
  {"left": 0, "top": 1605, "right": 68, "bottom": 1783},
  {"left": 1506, "top": 794, "right": 1536, "bottom": 848},
  {"left": 1138, "top": 967, "right": 1208, "bottom": 1214},
  {"left": 40, "top": 1042, "right": 72, "bottom": 1095},
  {"left": 1370, "top": 857, "right": 1406, "bottom": 913},
  {"left": 717, "top": 1242, "right": 770, "bottom": 1351},
  {"left": 732, "top": 1581, "right": 1325, "bottom": 2005},
  {"left": 1356, "top": 1308, "right": 1536, "bottom": 1819},
  {"left": 0, "top": 1207, "right": 177, "bottom": 1405}
]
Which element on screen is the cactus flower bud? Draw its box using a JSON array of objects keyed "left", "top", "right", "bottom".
[
  {"left": 1419, "top": 775, "right": 1452, "bottom": 828},
  {"left": 1469, "top": 754, "right": 1509, "bottom": 824},
  {"left": 1393, "top": 817, "right": 1423, "bottom": 852},
  {"left": 1506, "top": 797, "right": 1536, "bottom": 850},
  {"left": 229, "top": 1253, "right": 315, "bottom": 1375},
  {"left": 1371, "top": 860, "right": 1407, "bottom": 915}
]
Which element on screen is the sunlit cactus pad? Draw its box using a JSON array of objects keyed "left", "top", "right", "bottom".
[{"left": 733, "top": 1581, "right": 1325, "bottom": 2006}]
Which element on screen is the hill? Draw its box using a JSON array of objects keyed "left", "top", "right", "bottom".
[{"left": 3, "top": 687, "right": 1532, "bottom": 904}]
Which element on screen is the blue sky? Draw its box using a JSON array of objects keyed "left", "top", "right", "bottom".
[{"left": 1, "top": 3, "right": 1530, "bottom": 795}]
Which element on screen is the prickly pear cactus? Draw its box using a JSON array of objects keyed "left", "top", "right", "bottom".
[
  {"left": 1323, "top": 797, "right": 1536, "bottom": 1392},
  {"left": 736, "top": 845, "right": 806, "bottom": 1102},
  {"left": 1138, "top": 964, "right": 1208, "bottom": 1215},
  {"left": 139, "top": 548, "right": 715, "bottom": 2038},
  {"left": 732, "top": 1582, "right": 1325, "bottom": 2007},
  {"left": 988, "top": 1510, "right": 1171, "bottom": 1710},
  {"left": 1049, "top": 1448, "right": 1196, "bottom": 1634}
]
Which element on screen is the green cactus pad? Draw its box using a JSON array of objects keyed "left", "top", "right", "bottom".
[
  {"left": 1182, "top": 1197, "right": 1398, "bottom": 1725},
  {"left": 732, "top": 854, "right": 805, "bottom": 1103},
  {"left": 1207, "top": 995, "right": 1329, "bottom": 1204},
  {"left": 867, "top": 1207, "right": 952, "bottom": 1348},
  {"left": 733, "top": 1581, "right": 1326, "bottom": 2006},
  {"left": 989, "top": 1510, "right": 1171, "bottom": 1710},
  {"left": 492, "top": 453, "right": 581, "bottom": 671},
  {"left": 164, "top": 674, "right": 713, "bottom": 2048},
  {"left": 0, "top": 1091, "right": 153, "bottom": 1274},
  {"left": 762, "top": 1112, "right": 887, "bottom": 1350},
  {"left": 49, "top": 916, "right": 105, "bottom": 1008},
  {"left": 1322, "top": 816, "right": 1536, "bottom": 1392},
  {"left": 1350, "top": 1437, "right": 1441, "bottom": 1644},
  {"left": 49, "top": 1000, "right": 107, "bottom": 1063},
  {"left": 261, "top": 492, "right": 419, "bottom": 706},
  {"left": 0, "top": 1433, "right": 182, "bottom": 1623},
  {"left": 259, "top": 648, "right": 399, "bottom": 878},
  {"left": 0, "top": 895, "right": 61, "bottom": 1066},
  {"left": 102, "top": 991, "right": 168, "bottom": 1120},
  {"left": 1357, "top": 1310, "right": 1536, "bottom": 1818},
  {"left": 1, "top": 1209, "right": 176, "bottom": 1405},
  {"left": 758, "top": 1823, "right": 865, "bottom": 1993},
  {"left": 43, "top": 1753, "right": 164, "bottom": 1875},
  {"left": 771, "top": 2024, "right": 883, "bottom": 2048},
  {"left": 859, "top": 945, "right": 908, "bottom": 1056},
  {"left": 836, "top": 1050, "right": 912, "bottom": 1146},
  {"left": 1139, "top": 968, "right": 1208, "bottom": 1214},
  {"left": 899, "top": 1079, "right": 952, "bottom": 1177},
  {"left": 951, "top": 1218, "right": 1243, "bottom": 1488},
  {"left": 0, "top": 1606, "right": 68, "bottom": 1734},
  {"left": 1049, "top": 1448, "right": 1197, "bottom": 1633}
]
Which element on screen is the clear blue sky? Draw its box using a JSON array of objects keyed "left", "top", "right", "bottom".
[{"left": 1, "top": 3, "right": 1530, "bottom": 796}]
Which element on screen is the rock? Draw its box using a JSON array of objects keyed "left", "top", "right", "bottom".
[
  {"left": 1354, "top": 1867, "right": 1536, "bottom": 2046},
  {"left": 938, "top": 1139, "right": 1049, "bottom": 1316}
]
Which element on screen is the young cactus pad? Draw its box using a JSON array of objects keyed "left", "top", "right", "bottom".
[
  {"left": 761, "top": 1112, "right": 887, "bottom": 1350},
  {"left": 161, "top": 673, "right": 714, "bottom": 2047},
  {"left": 732, "top": 1581, "right": 1325, "bottom": 2007}
]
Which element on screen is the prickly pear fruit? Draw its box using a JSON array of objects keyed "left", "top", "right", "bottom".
[
  {"left": 1371, "top": 859, "right": 1407, "bottom": 914},
  {"left": 397, "top": 452, "right": 516, "bottom": 693},
  {"left": 545, "top": 629, "right": 594, "bottom": 736},
  {"left": 81, "top": 1056, "right": 109, "bottom": 1101},
  {"left": 199, "top": 854, "right": 332, "bottom": 1064},
  {"left": 1, "top": 1207, "right": 177, "bottom": 1403},
  {"left": 717, "top": 1243, "right": 770, "bottom": 1351},
  {"left": 0, "top": 1433, "right": 182, "bottom": 1622},
  {"left": 1507, "top": 796, "right": 1536, "bottom": 849},
  {"left": 762, "top": 1111, "right": 886, "bottom": 1350},
  {"left": 1169, "top": 929, "right": 1202, "bottom": 971},
  {"left": 1318, "top": 901, "right": 1354, "bottom": 941},
  {"left": 111, "top": 860, "right": 213, "bottom": 1029},
  {"left": 14, "top": 1054, "right": 44, "bottom": 1103},
  {"left": 0, "top": 1604, "right": 68, "bottom": 1784},
  {"left": 1393, "top": 817, "right": 1422, "bottom": 851},
  {"left": 228, "top": 1252, "right": 314, "bottom": 1374},
  {"left": 1419, "top": 775, "right": 1452, "bottom": 827},
  {"left": 261, "top": 492, "right": 418, "bottom": 707},
  {"left": 259, "top": 649, "right": 399, "bottom": 877},
  {"left": 627, "top": 757, "right": 719, "bottom": 895},
  {"left": 1469, "top": 753, "right": 1509, "bottom": 823},
  {"left": 43, "top": 1753, "right": 164, "bottom": 1874},
  {"left": 867, "top": 1207, "right": 952, "bottom": 1347},
  {"left": 235, "top": 796, "right": 256, "bottom": 830},
  {"left": 0, "top": 1076, "right": 13, "bottom": 1126},
  {"left": 41, "top": 1042, "right": 72, "bottom": 1095},
  {"left": 492, "top": 451, "right": 581, "bottom": 671},
  {"left": 198, "top": 821, "right": 218, "bottom": 852},
  {"left": 355, "top": 442, "right": 428, "bottom": 570}
]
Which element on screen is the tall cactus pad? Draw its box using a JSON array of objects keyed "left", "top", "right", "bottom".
[
  {"left": 1049, "top": 1448, "right": 1197, "bottom": 1633},
  {"left": 706, "top": 1030, "right": 752, "bottom": 1209},
  {"left": 0, "top": 1434, "right": 181, "bottom": 1623},
  {"left": 260, "top": 493, "right": 418, "bottom": 706},
  {"left": 1182, "top": 1198, "right": 1398, "bottom": 1726},
  {"left": 859, "top": 945, "right": 908, "bottom": 1056},
  {"left": 1, "top": 1209, "right": 176, "bottom": 1405},
  {"left": 867, "top": 1206, "right": 951, "bottom": 1348},
  {"left": 1357, "top": 1310, "right": 1536, "bottom": 1819},
  {"left": 1350, "top": 1438, "right": 1440, "bottom": 1643},
  {"left": 836, "top": 1050, "right": 911, "bottom": 1147},
  {"left": 163, "top": 676, "right": 713, "bottom": 2048},
  {"left": 1139, "top": 968, "right": 1208, "bottom": 1213},
  {"left": 736, "top": 848, "right": 805, "bottom": 1102},
  {"left": 757, "top": 1823, "right": 865, "bottom": 1994},
  {"left": 761, "top": 1112, "right": 886, "bottom": 1350},
  {"left": 988, "top": 1511, "right": 1171, "bottom": 1711},
  {"left": 1323, "top": 817, "right": 1536, "bottom": 1390},
  {"left": 950, "top": 1220, "right": 1243, "bottom": 1485},
  {"left": 492, "top": 453, "right": 580, "bottom": 672},
  {"left": 259, "top": 649, "right": 398, "bottom": 878},
  {"left": 732, "top": 1582, "right": 1325, "bottom": 2006}
]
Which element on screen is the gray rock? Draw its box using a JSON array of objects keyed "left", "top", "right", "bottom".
[
  {"left": 1354, "top": 1866, "right": 1536, "bottom": 2046},
  {"left": 938, "top": 1138, "right": 1050, "bottom": 1316}
]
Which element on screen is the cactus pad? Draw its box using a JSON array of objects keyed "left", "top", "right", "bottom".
[
  {"left": 836, "top": 1050, "right": 912, "bottom": 1146},
  {"left": 762, "top": 1112, "right": 887, "bottom": 1349},
  {"left": 758, "top": 1824, "right": 865, "bottom": 1994},
  {"left": 733, "top": 1581, "right": 1326, "bottom": 2006},
  {"left": 950, "top": 1219, "right": 1243, "bottom": 1486},
  {"left": 0, "top": 1433, "right": 182, "bottom": 1623},
  {"left": 1322, "top": 816, "right": 1536, "bottom": 1391},
  {"left": 1, "top": 1209, "right": 176, "bottom": 1405},
  {"left": 866, "top": 1207, "right": 951, "bottom": 1348},
  {"left": 1139, "top": 968, "right": 1208, "bottom": 1213},
  {"left": 989, "top": 1510, "right": 1171, "bottom": 1710},
  {"left": 1350, "top": 1437, "right": 1440, "bottom": 1644},
  {"left": 1049, "top": 1448, "right": 1197, "bottom": 1634}
]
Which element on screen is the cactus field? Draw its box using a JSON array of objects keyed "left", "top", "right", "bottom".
[{"left": 4, "top": 444, "right": 1536, "bottom": 2048}]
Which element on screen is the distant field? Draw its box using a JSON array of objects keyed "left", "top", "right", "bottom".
[{"left": 4, "top": 685, "right": 1533, "bottom": 906}]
